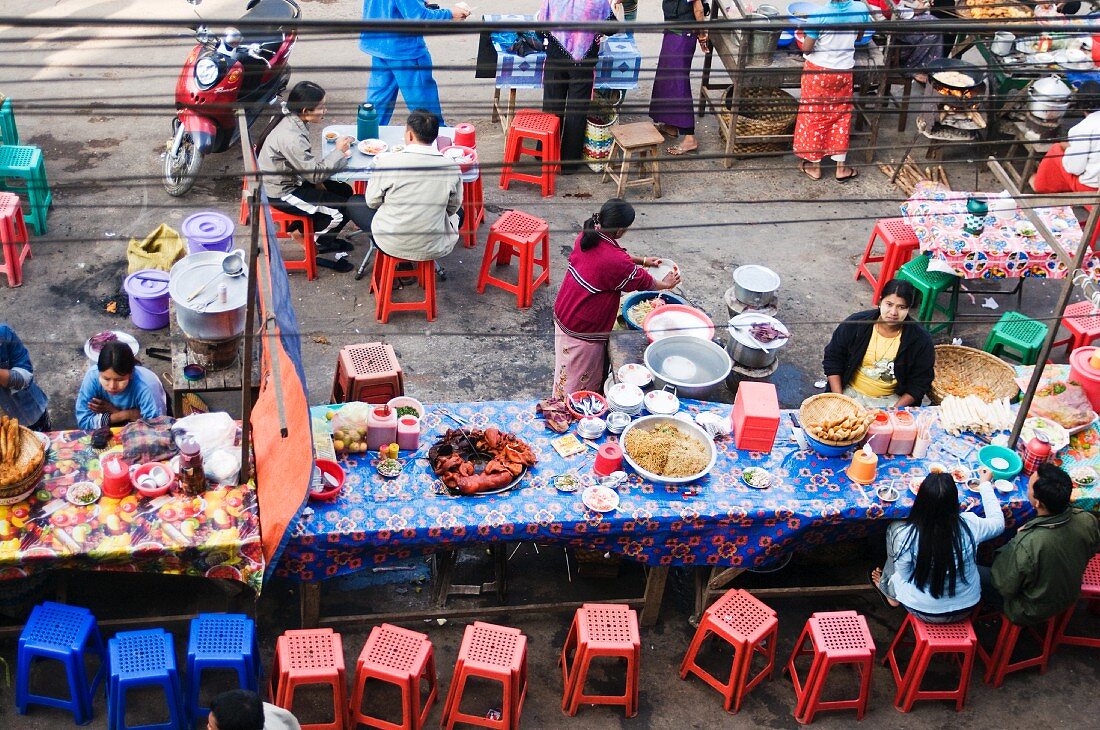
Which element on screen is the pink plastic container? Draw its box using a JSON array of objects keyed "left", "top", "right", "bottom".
[
  {"left": 365, "top": 405, "right": 398, "bottom": 452},
  {"left": 396, "top": 415, "right": 420, "bottom": 451},
  {"left": 866, "top": 412, "right": 893, "bottom": 455},
  {"left": 888, "top": 411, "right": 917, "bottom": 456},
  {"left": 1070, "top": 346, "right": 1100, "bottom": 412}
]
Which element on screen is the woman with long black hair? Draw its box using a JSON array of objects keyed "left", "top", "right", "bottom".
[
  {"left": 552, "top": 198, "right": 679, "bottom": 398},
  {"left": 871, "top": 469, "right": 1005, "bottom": 623}
]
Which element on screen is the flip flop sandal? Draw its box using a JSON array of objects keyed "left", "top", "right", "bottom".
[
  {"left": 836, "top": 169, "right": 860, "bottom": 183},
  {"left": 667, "top": 146, "right": 699, "bottom": 156},
  {"left": 799, "top": 161, "right": 822, "bottom": 180},
  {"left": 316, "top": 257, "right": 353, "bottom": 273},
  {"left": 316, "top": 239, "right": 354, "bottom": 254},
  {"left": 656, "top": 124, "right": 680, "bottom": 138}
]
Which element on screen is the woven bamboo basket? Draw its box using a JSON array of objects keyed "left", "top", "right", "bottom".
[
  {"left": 718, "top": 87, "right": 798, "bottom": 155},
  {"left": 0, "top": 426, "right": 46, "bottom": 501},
  {"left": 798, "top": 394, "right": 872, "bottom": 446},
  {"left": 930, "top": 345, "right": 1020, "bottom": 404}
]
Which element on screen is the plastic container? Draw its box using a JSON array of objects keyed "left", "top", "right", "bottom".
[
  {"left": 593, "top": 442, "right": 624, "bottom": 477},
  {"left": 888, "top": 410, "right": 917, "bottom": 456},
  {"left": 846, "top": 448, "right": 878, "bottom": 485},
  {"left": 311, "top": 459, "right": 345, "bottom": 501},
  {"left": 181, "top": 211, "right": 234, "bottom": 255},
  {"left": 100, "top": 453, "right": 132, "bottom": 498},
  {"left": 1069, "top": 346, "right": 1100, "bottom": 412},
  {"left": 978, "top": 445, "right": 1023, "bottom": 481},
  {"left": 365, "top": 404, "right": 398, "bottom": 452},
  {"left": 123, "top": 270, "right": 171, "bottom": 330},
  {"left": 177, "top": 435, "right": 206, "bottom": 496},
  {"left": 453, "top": 122, "right": 477, "bottom": 148},
  {"left": 866, "top": 412, "right": 893, "bottom": 454},
  {"left": 130, "top": 462, "right": 175, "bottom": 497},
  {"left": 396, "top": 415, "right": 420, "bottom": 451},
  {"left": 357, "top": 103, "right": 379, "bottom": 141}
]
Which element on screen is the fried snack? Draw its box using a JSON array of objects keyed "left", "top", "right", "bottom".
[
  {"left": 963, "top": 0, "right": 1030, "bottom": 18},
  {"left": 935, "top": 372, "right": 996, "bottom": 402},
  {"left": 806, "top": 411, "right": 874, "bottom": 444}
]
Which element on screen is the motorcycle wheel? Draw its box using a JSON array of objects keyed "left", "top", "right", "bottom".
[{"left": 163, "top": 131, "right": 203, "bottom": 197}]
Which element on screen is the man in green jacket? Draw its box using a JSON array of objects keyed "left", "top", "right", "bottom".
[{"left": 988, "top": 464, "right": 1100, "bottom": 626}]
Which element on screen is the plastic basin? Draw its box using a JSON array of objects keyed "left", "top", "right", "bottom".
[
  {"left": 978, "top": 445, "right": 1023, "bottom": 481},
  {"left": 620, "top": 291, "right": 688, "bottom": 330},
  {"left": 805, "top": 432, "right": 857, "bottom": 457}
]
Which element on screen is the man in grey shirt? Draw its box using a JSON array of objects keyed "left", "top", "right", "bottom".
[{"left": 208, "top": 690, "right": 300, "bottom": 730}]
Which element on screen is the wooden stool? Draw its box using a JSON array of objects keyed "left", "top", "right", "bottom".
[
  {"left": 560, "top": 603, "right": 640, "bottom": 717},
  {"left": 680, "top": 589, "right": 778, "bottom": 713},
  {"left": 369, "top": 251, "right": 436, "bottom": 323},
  {"left": 883, "top": 615, "right": 977, "bottom": 712},
  {"left": 1054, "top": 553, "right": 1100, "bottom": 650},
  {"left": 442, "top": 622, "right": 527, "bottom": 730},
  {"left": 477, "top": 210, "right": 550, "bottom": 309},
  {"left": 1052, "top": 300, "right": 1100, "bottom": 357},
  {"left": 241, "top": 178, "right": 317, "bottom": 280},
  {"left": 601, "top": 122, "right": 663, "bottom": 198},
  {"left": 499, "top": 110, "right": 559, "bottom": 197},
  {"left": 854, "top": 218, "right": 921, "bottom": 304},
  {"left": 0, "top": 191, "right": 31, "bottom": 287},
  {"left": 975, "top": 610, "right": 1063, "bottom": 688},
  {"left": 349, "top": 624, "right": 437, "bottom": 730},
  {"left": 786, "top": 611, "right": 875, "bottom": 724},
  {"left": 462, "top": 175, "right": 485, "bottom": 248},
  {"left": 270, "top": 629, "right": 347, "bottom": 730}
]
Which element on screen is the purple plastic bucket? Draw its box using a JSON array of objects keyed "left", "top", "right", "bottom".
[
  {"left": 181, "top": 211, "right": 234, "bottom": 255},
  {"left": 123, "top": 269, "right": 171, "bottom": 330}
]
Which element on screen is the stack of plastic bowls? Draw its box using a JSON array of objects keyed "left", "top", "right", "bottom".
[{"left": 606, "top": 382, "right": 644, "bottom": 416}]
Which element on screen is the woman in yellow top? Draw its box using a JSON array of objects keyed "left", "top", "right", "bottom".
[{"left": 822, "top": 279, "right": 935, "bottom": 408}]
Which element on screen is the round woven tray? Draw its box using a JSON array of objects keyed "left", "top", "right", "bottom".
[
  {"left": 719, "top": 87, "right": 798, "bottom": 155},
  {"left": 930, "top": 345, "right": 1019, "bottom": 404},
  {"left": 798, "top": 393, "right": 870, "bottom": 446},
  {"left": 0, "top": 426, "right": 46, "bottom": 499}
]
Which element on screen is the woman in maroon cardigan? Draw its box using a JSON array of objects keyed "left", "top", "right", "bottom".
[{"left": 552, "top": 199, "right": 680, "bottom": 399}]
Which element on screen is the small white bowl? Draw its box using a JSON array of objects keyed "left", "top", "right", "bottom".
[
  {"left": 606, "top": 411, "right": 632, "bottom": 433},
  {"left": 994, "top": 479, "right": 1016, "bottom": 494},
  {"left": 607, "top": 382, "right": 645, "bottom": 410},
  {"left": 577, "top": 417, "right": 607, "bottom": 440},
  {"left": 387, "top": 396, "right": 425, "bottom": 419}
]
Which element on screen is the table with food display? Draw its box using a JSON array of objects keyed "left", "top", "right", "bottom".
[
  {"left": 286, "top": 382, "right": 1037, "bottom": 626},
  {"left": 0, "top": 415, "right": 264, "bottom": 627}
]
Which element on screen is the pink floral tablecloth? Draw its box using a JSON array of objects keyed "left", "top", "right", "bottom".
[{"left": 901, "top": 182, "right": 1091, "bottom": 280}]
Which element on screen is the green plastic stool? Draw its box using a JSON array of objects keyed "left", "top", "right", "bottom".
[
  {"left": 984, "top": 311, "right": 1049, "bottom": 365},
  {"left": 895, "top": 254, "right": 958, "bottom": 335},
  {"left": 0, "top": 145, "right": 50, "bottom": 235},
  {"left": 0, "top": 97, "right": 17, "bottom": 145}
]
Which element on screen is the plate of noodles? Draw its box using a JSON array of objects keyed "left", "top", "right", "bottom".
[{"left": 620, "top": 415, "right": 717, "bottom": 484}]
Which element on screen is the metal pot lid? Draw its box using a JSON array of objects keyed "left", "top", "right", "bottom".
[
  {"left": 123, "top": 269, "right": 170, "bottom": 299},
  {"left": 732, "top": 265, "right": 781, "bottom": 294},
  {"left": 728, "top": 313, "right": 790, "bottom": 352},
  {"left": 168, "top": 252, "right": 249, "bottom": 314},
  {"left": 1031, "top": 75, "right": 1072, "bottom": 99}
]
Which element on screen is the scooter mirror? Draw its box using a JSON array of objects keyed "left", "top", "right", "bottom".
[{"left": 224, "top": 27, "right": 242, "bottom": 48}]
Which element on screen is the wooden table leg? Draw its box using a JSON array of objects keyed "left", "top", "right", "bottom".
[
  {"left": 299, "top": 581, "right": 321, "bottom": 628},
  {"left": 640, "top": 566, "right": 669, "bottom": 627}
]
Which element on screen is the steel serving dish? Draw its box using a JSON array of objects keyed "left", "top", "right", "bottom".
[{"left": 620, "top": 414, "right": 717, "bottom": 485}]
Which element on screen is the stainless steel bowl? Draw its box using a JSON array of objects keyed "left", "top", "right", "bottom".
[
  {"left": 644, "top": 336, "right": 731, "bottom": 400},
  {"left": 620, "top": 415, "right": 717, "bottom": 485}
]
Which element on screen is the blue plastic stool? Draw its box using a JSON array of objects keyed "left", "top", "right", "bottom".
[
  {"left": 0, "top": 97, "right": 18, "bottom": 144},
  {"left": 107, "top": 629, "right": 185, "bottom": 730},
  {"left": 0, "top": 144, "right": 50, "bottom": 235},
  {"left": 186, "top": 613, "right": 260, "bottom": 722},
  {"left": 16, "top": 601, "right": 106, "bottom": 725}
]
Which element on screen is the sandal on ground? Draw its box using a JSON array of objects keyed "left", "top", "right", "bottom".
[
  {"left": 656, "top": 123, "right": 680, "bottom": 138},
  {"left": 316, "top": 239, "right": 354, "bottom": 254},
  {"left": 799, "top": 160, "right": 822, "bottom": 180},
  {"left": 667, "top": 145, "right": 698, "bottom": 156},
  {"left": 836, "top": 168, "right": 859, "bottom": 183},
  {"left": 316, "top": 257, "right": 353, "bottom": 273}
]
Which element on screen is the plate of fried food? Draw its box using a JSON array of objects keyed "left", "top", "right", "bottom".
[
  {"left": 799, "top": 394, "right": 873, "bottom": 447},
  {"left": 428, "top": 427, "right": 537, "bottom": 496},
  {"left": 0, "top": 415, "right": 46, "bottom": 499}
]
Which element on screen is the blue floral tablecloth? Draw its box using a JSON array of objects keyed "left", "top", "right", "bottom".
[{"left": 277, "top": 401, "right": 1035, "bottom": 582}]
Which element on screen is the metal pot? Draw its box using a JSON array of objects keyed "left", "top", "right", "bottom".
[
  {"left": 644, "top": 336, "right": 731, "bottom": 400},
  {"left": 732, "top": 265, "right": 781, "bottom": 307},
  {"left": 168, "top": 251, "right": 249, "bottom": 341},
  {"left": 745, "top": 13, "right": 780, "bottom": 66},
  {"left": 1028, "top": 76, "right": 1072, "bottom": 122},
  {"left": 726, "top": 313, "right": 789, "bottom": 369}
]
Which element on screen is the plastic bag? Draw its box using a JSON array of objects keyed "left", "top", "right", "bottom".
[
  {"left": 172, "top": 412, "right": 238, "bottom": 454},
  {"left": 331, "top": 402, "right": 374, "bottom": 454},
  {"left": 126, "top": 223, "right": 186, "bottom": 274},
  {"left": 120, "top": 416, "right": 178, "bottom": 464},
  {"left": 1032, "top": 380, "right": 1096, "bottom": 431}
]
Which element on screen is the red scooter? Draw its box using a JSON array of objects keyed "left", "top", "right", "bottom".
[{"left": 163, "top": 0, "right": 299, "bottom": 196}]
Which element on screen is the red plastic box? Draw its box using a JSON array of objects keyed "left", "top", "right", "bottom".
[{"left": 732, "top": 382, "right": 780, "bottom": 452}]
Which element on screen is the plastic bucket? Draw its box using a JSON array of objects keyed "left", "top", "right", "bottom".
[
  {"left": 181, "top": 211, "right": 234, "bottom": 255},
  {"left": 453, "top": 123, "right": 477, "bottom": 148},
  {"left": 123, "top": 269, "right": 170, "bottom": 330}
]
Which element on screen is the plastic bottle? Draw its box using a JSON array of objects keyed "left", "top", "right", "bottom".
[
  {"left": 866, "top": 411, "right": 893, "bottom": 454},
  {"left": 888, "top": 410, "right": 917, "bottom": 456},
  {"left": 357, "top": 103, "right": 379, "bottom": 141},
  {"left": 396, "top": 415, "right": 420, "bottom": 451},
  {"left": 177, "top": 435, "right": 206, "bottom": 496},
  {"left": 365, "top": 405, "right": 398, "bottom": 452}
]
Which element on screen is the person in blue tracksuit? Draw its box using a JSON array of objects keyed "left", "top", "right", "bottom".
[{"left": 359, "top": 0, "right": 471, "bottom": 125}]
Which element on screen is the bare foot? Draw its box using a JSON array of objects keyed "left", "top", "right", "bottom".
[
  {"left": 870, "top": 567, "right": 901, "bottom": 606},
  {"left": 668, "top": 144, "right": 698, "bottom": 156}
]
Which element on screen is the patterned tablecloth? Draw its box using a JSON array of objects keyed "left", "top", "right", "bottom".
[
  {"left": 1015, "top": 364, "right": 1100, "bottom": 513},
  {"left": 277, "top": 401, "right": 1035, "bottom": 582},
  {"left": 0, "top": 430, "right": 264, "bottom": 591},
  {"left": 901, "top": 182, "right": 1090, "bottom": 280}
]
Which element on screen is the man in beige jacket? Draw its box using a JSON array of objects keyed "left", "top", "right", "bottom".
[{"left": 363, "top": 109, "right": 463, "bottom": 263}]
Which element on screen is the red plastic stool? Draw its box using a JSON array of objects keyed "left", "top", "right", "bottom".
[
  {"left": 369, "top": 251, "right": 436, "bottom": 323},
  {"left": 441, "top": 621, "right": 527, "bottom": 730},
  {"left": 883, "top": 614, "right": 976, "bottom": 712},
  {"left": 560, "top": 603, "right": 640, "bottom": 717},
  {"left": 349, "top": 624, "right": 436, "bottom": 730},
  {"left": 499, "top": 110, "right": 559, "bottom": 197},
  {"left": 0, "top": 192, "right": 31, "bottom": 287},
  {"left": 786, "top": 610, "right": 875, "bottom": 724},
  {"left": 975, "top": 610, "right": 1064, "bottom": 688},
  {"left": 270, "top": 629, "right": 347, "bottom": 730},
  {"left": 462, "top": 175, "right": 485, "bottom": 248},
  {"left": 476, "top": 210, "right": 550, "bottom": 309},
  {"left": 1055, "top": 553, "right": 1100, "bottom": 650},
  {"left": 1052, "top": 300, "right": 1100, "bottom": 356},
  {"left": 241, "top": 178, "right": 317, "bottom": 280},
  {"left": 854, "top": 218, "right": 921, "bottom": 304},
  {"left": 680, "top": 589, "right": 778, "bottom": 713}
]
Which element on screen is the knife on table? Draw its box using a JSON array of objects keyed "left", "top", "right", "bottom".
[{"left": 789, "top": 413, "right": 809, "bottom": 450}]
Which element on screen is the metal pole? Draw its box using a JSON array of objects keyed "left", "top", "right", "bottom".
[{"left": 237, "top": 110, "right": 260, "bottom": 482}]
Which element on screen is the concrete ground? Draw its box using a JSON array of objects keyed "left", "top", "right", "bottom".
[{"left": 0, "top": 0, "right": 1092, "bottom": 727}]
